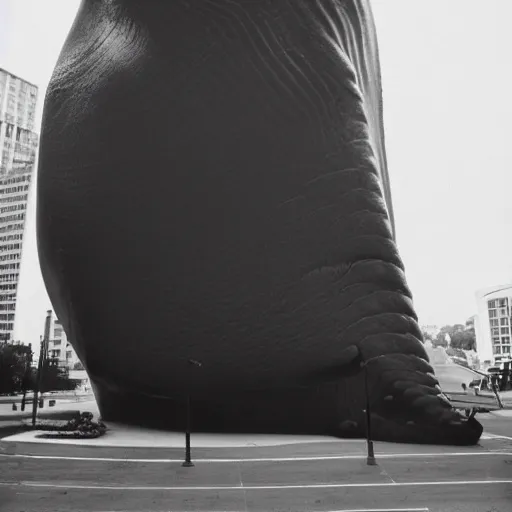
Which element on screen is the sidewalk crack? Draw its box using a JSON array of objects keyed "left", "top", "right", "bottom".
[{"left": 379, "top": 464, "right": 396, "bottom": 484}]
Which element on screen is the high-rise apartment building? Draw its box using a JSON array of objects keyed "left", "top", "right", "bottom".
[
  {"left": 475, "top": 284, "right": 512, "bottom": 366},
  {"left": 0, "top": 68, "right": 39, "bottom": 342}
]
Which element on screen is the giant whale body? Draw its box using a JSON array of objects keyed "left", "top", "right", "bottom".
[{"left": 37, "top": 0, "right": 482, "bottom": 444}]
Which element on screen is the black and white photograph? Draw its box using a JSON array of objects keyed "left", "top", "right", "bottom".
[{"left": 0, "top": 1, "right": 511, "bottom": 511}]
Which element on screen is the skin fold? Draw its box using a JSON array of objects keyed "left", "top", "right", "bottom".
[{"left": 37, "top": 0, "right": 482, "bottom": 444}]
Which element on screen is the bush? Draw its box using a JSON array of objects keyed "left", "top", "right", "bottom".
[
  {"left": 34, "top": 411, "right": 107, "bottom": 439},
  {"left": 0, "top": 342, "right": 32, "bottom": 395}
]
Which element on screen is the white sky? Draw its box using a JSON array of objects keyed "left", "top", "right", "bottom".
[{"left": 1, "top": 0, "right": 511, "bottom": 343}]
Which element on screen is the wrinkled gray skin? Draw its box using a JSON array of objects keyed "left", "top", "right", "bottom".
[{"left": 37, "top": 0, "right": 482, "bottom": 444}]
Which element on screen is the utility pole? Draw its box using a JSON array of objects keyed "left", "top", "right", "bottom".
[
  {"left": 32, "top": 310, "right": 52, "bottom": 426},
  {"left": 31, "top": 336, "right": 44, "bottom": 426},
  {"left": 20, "top": 343, "right": 33, "bottom": 412}
]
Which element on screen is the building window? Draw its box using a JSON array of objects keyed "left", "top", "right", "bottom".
[
  {"left": 500, "top": 318, "right": 509, "bottom": 326},
  {"left": 52, "top": 339, "right": 61, "bottom": 346},
  {"left": 488, "top": 300, "right": 497, "bottom": 309},
  {"left": 491, "top": 328, "right": 500, "bottom": 336},
  {"left": 499, "top": 308, "right": 508, "bottom": 316},
  {"left": 501, "top": 327, "right": 510, "bottom": 335},
  {"left": 504, "top": 346, "right": 511, "bottom": 354},
  {"left": 489, "top": 310, "right": 497, "bottom": 318},
  {"left": 490, "top": 319, "right": 499, "bottom": 327},
  {"left": 66, "top": 351, "right": 72, "bottom": 359},
  {"left": 493, "top": 346, "right": 502, "bottom": 355},
  {"left": 502, "top": 337, "right": 511, "bottom": 345},
  {"left": 499, "top": 298, "right": 508, "bottom": 308}
]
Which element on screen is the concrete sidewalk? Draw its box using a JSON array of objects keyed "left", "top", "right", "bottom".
[
  {"left": 2, "top": 398, "right": 510, "bottom": 452},
  {"left": 3, "top": 423, "right": 346, "bottom": 449},
  {"left": 3, "top": 412, "right": 510, "bottom": 454},
  {"left": 2, "top": 397, "right": 344, "bottom": 449},
  {"left": 1, "top": 398, "right": 353, "bottom": 451}
]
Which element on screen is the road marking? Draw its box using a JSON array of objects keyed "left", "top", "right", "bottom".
[
  {"left": 0, "top": 451, "right": 509, "bottom": 463},
  {"left": 0, "top": 479, "right": 510, "bottom": 491},
  {"left": 483, "top": 433, "right": 512, "bottom": 441},
  {"left": 94, "top": 510, "right": 429, "bottom": 512},
  {"left": 324, "top": 509, "right": 429, "bottom": 512}
]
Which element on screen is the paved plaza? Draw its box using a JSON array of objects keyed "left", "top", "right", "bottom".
[{"left": 0, "top": 397, "right": 511, "bottom": 512}]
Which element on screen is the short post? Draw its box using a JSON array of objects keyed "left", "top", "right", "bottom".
[
  {"left": 182, "top": 394, "right": 194, "bottom": 467},
  {"left": 182, "top": 359, "right": 202, "bottom": 468},
  {"left": 363, "top": 361, "right": 377, "bottom": 466}
]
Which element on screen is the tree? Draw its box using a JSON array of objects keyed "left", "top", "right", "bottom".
[
  {"left": 434, "top": 324, "right": 465, "bottom": 347},
  {"left": 431, "top": 322, "right": 476, "bottom": 352},
  {"left": 421, "top": 330, "right": 434, "bottom": 344},
  {"left": 0, "top": 342, "right": 32, "bottom": 395},
  {"left": 450, "top": 329, "right": 476, "bottom": 351},
  {"left": 0, "top": 343, "right": 78, "bottom": 395},
  {"left": 433, "top": 332, "right": 448, "bottom": 348}
]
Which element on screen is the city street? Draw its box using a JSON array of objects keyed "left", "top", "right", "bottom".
[
  {"left": 1, "top": 2, "right": 512, "bottom": 511},
  {"left": 1, "top": 412, "right": 511, "bottom": 512},
  {"left": 479, "top": 410, "right": 512, "bottom": 439}
]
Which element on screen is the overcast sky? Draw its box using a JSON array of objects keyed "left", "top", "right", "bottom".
[{"left": 1, "top": 0, "right": 511, "bottom": 343}]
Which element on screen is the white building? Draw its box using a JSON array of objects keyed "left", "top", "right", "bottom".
[
  {"left": 475, "top": 284, "right": 512, "bottom": 366},
  {"left": 0, "top": 68, "right": 39, "bottom": 342},
  {"left": 40, "top": 309, "right": 90, "bottom": 390},
  {"left": 45, "top": 310, "right": 81, "bottom": 370}
]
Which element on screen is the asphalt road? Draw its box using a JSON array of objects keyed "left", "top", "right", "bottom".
[
  {"left": 479, "top": 412, "right": 512, "bottom": 439},
  {"left": 1, "top": 426, "right": 511, "bottom": 512},
  {"left": 1, "top": 451, "right": 511, "bottom": 511}
]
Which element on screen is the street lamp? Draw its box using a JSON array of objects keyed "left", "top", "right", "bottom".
[
  {"left": 182, "top": 358, "right": 202, "bottom": 468},
  {"left": 297, "top": 348, "right": 384, "bottom": 465},
  {"left": 360, "top": 354, "right": 387, "bottom": 466}
]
